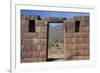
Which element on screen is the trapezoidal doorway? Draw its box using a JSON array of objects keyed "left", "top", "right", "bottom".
[{"left": 47, "top": 23, "right": 64, "bottom": 61}]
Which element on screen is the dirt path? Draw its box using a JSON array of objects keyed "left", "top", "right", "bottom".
[{"left": 48, "top": 43, "right": 64, "bottom": 60}]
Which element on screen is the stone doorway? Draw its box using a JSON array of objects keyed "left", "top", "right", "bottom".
[{"left": 47, "top": 23, "right": 64, "bottom": 61}]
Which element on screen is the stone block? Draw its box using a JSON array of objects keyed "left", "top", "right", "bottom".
[
  {"left": 23, "top": 39, "right": 32, "bottom": 45},
  {"left": 74, "top": 16, "right": 89, "bottom": 21},
  {"left": 41, "top": 26, "right": 47, "bottom": 32},
  {"left": 40, "top": 39, "right": 47, "bottom": 45},
  {"left": 21, "top": 19, "right": 29, "bottom": 25},
  {"left": 21, "top": 58, "right": 32, "bottom": 62},
  {"left": 39, "top": 51, "right": 46, "bottom": 58},
  {"left": 65, "top": 50, "right": 73, "bottom": 60},
  {"left": 32, "top": 58, "right": 40, "bottom": 62},
  {"left": 73, "top": 33, "right": 80, "bottom": 38},
  {"left": 71, "top": 44, "right": 81, "bottom": 50},
  {"left": 67, "top": 24, "right": 75, "bottom": 32},
  {"left": 65, "top": 44, "right": 72, "bottom": 49},
  {"left": 80, "top": 27, "right": 89, "bottom": 32},
  {"left": 72, "top": 56, "right": 89, "bottom": 60},
  {"left": 23, "top": 45, "right": 32, "bottom": 51},
  {"left": 65, "top": 38, "right": 72, "bottom": 44},
  {"left": 64, "top": 33, "right": 73, "bottom": 38},
  {"left": 72, "top": 38, "right": 79, "bottom": 43},
  {"left": 64, "top": 21, "right": 75, "bottom": 32},
  {"left": 73, "top": 33, "right": 89, "bottom": 38},
  {"left": 36, "top": 26, "right": 41, "bottom": 32},
  {"left": 39, "top": 58, "right": 46, "bottom": 61},
  {"left": 21, "top": 15, "right": 28, "bottom": 20},
  {"left": 32, "top": 38, "right": 40, "bottom": 45},
  {"left": 38, "top": 32, "right": 47, "bottom": 39},
  {"left": 22, "top": 33, "right": 38, "bottom": 38},
  {"left": 35, "top": 20, "right": 47, "bottom": 26},
  {"left": 40, "top": 16, "right": 66, "bottom": 23},
  {"left": 70, "top": 49, "right": 89, "bottom": 56},
  {"left": 80, "top": 20, "right": 89, "bottom": 27},
  {"left": 80, "top": 44, "right": 89, "bottom": 49},
  {"left": 37, "top": 45, "right": 41, "bottom": 51},
  {"left": 72, "top": 38, "right": 89, "bottom": 43},
  {"left": 31, "top": 45, "right": 38, "bottom": 51},
  {"left": 79, "top": 33, "right": 89, "bottom": 38},
  {"left": 32, "top": 51, "right": 39, "bottom": 58},
  {"left": 21, "top": 25, "right": 28, "bottom": 32},
  {"left": 41, "top": 45, "right": 46, "bottom": 51},
  {"left": 22, "top": 51, "right": 33, "bottom": 58},
  {"left": 79, "top": 38, "right": 89, "bottom": 43}
]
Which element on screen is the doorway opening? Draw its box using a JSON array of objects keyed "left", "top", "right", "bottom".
[{"left": 47, "top": 23, "right": 64, "bottom": 61}]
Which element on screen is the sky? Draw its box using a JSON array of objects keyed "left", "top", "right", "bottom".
[
  {"left": 21, "top": 9, "right": 89, "bottom": 27},
  {"left": 21, "top": 9, "right": 89, "bottom": 18}
]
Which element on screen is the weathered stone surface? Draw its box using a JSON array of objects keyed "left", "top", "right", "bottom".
[
  {"left": 80, "top": 27, "right": 89, "bottom": 32},
  {"left": 71, "top": 44, "right": 81, "bottom": 50},
  {"left": 74, "top": 16, "right": 89, "bottom": 21},
  {"left": 23, "top": 45, "right": 32, "bottom": 51},
  {"left": 22, "top": 33, "right": 38, "bottom": 38},
  {"left": 70, "top": 49, "right": 89, "bottom": 56},
  {"left": 21, "top": 19, "right": 28, "bottom": 23},
  {"left": 65, "top": 38, "right": 72, "bottom": 44},
  {"left": 72, "top": 44, "right": 89, "bottom": 50},
  {"left": 72, "top": 56, "right": 89, "bottom": 60},
  {"left": 65, "top": 44, "right": 72, "bottom": 49},
  {"left": 21, "top": 15, "right": 39, "bottom": 20},
  {"left": 73, "top": 33, "right": 89, "bottom": 38},
  {"left": 65, "top": 50, "right": 72, "bottom": 59},
  {"left": 39, "top": 51, "right": 46, "bottom": 58},
  {"left": 22, "top": 51, "right": 33, "bottom": 58},
  {"left": 38, "top": 32, "right": 47, "bottom": 39},
  {"left": 80, "top": 44, "right": 89, "bottom": 49},
  {"left": 32, "top": 51, "right": 39, "bottom": 58},
  {"left": 72, "top": 38, "right": 89, "bottom": 43},
  {"left": 21, "top": 15, "right": 28, "bottom": 20},
  {"left": 21, "top": 25, "right": 28, "bottom": 32},
  {"left": 36, "top": 26, "right": 41, "bottom": 32},
  {"left": 35, "top": 20, "right": 47, "bottom": 26},
  {"left": 32, "top": 38, "right": 40, "bottom": 45},
  {"left": 79, "top": 38, "right": 89, "bottom": 43},
  {"left": 73, "top": 33, "right": 80, "bottom": 38},
  {"left": 79, "top": 33, "right": 89, "bottom": 38},
  {"left": 41, "top": 26, "right": 47, "bottom": 32},
  {"left": 23, "top": 39, "right": 32, "bottom": 45},
  {"left": 37, "top": 45, "right": 41, "bottom": 51},
  {"left": 21, "top": 58, "right": 33, "bottom": 62},
  {"left": 41, "top": 45, "right": 46, "bottom": 51},
  {"left": 80, "top": 20, "right": 89, "bottom": 27},
  {"left": 65, "top": 24, "right": 75, "bottom": 32},
  {"left": 31, "top": 45, "right": 38, "bottom": 51},
  {"left": 64, "top": 20, "right": 75, "bottom": 32},
  {"left": 64, "top": 33, "right": 73, "bottom": 38},
  {"left": 40, "top": 39, "right": 47, "bottom": 45},
  {"left": 40, "top": 16, "right": 66, "bottom": 23},
  {"left": 39, "top": 58, "right": 46, "bottom": 61}
]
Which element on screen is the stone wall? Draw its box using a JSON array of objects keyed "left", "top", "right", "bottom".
[
  {"left": 21, "top": 15, "right": 47, "bottom": 62},
  {"left": 64, "top": 16, "right": 89, "bottom": 60},
  {"left": 21, "top": 14, "right": 89, "bottom": 62}
]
